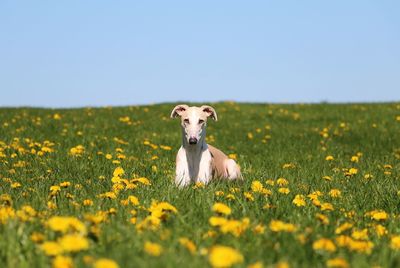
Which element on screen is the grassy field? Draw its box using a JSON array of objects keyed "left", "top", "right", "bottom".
[{"left": 1, "top": 102, "right": 400, "bottom": 268}]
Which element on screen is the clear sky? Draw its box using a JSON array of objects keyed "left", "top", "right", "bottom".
[{"left": 1, "top": 1, "right": 399, "bottom": 107}]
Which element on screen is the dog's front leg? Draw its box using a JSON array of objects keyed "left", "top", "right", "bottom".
[
  {"left": 197, "top": 150, "right": 213, "bottom": 185},
  {"left": 175, "top": 147, "right": 191, "bottom": 187}
]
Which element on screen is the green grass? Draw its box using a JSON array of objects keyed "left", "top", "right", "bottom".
[{"left": 1, "top": 102, "right": 400, "bottom": 268}]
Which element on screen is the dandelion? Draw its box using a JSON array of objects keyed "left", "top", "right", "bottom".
[
  {"left": 244, "top": 192, "right": 255, "bottom": 201},
  {"left": 276, "top": 178, "right": 288, "bottom": 186},
  {"left": 329, "top": 189, "right": 341, "bottom": 198},
  {"left": 41, "top": 241, "right": 63, "bottom": 256},
  {"left": 52, "top": 255, "right": 73, "bottom": 268},
  {"left": 351, "top": 229, "right": 368, "bottom": 240},
  {"left": 269, "top": 220, "right": 297, "bottom": 233},
  {"left": 366, "top": 210, "right": 388, "bottom": 221},
  {"left": 212, "top": 203, "right": 232, "bottom": 215},
  {"left": 313, "top": 238, "right": 336, "bottom": 252},
  {"left": 390, "top": 236, "right": 400, "bottom": 250},
  {"left": 251, "top": 180, "right": 264, "bottom": 192},
  {"left": 58, "top": 234, "right": 89, "bottom": 252},
  {"left": 278, "top": 188, "right": 290, "bottom": 194},
  {"left": 320, "top": 203, "right": 334, "bottom": 211},
  {"left": 208, "top": 245, "right": 244, "bottom": 268},
  {"left": 326, "top": 258, "right": 349, "bottom": 268},
  {"left": 335, "top": 222, "right": 353, "bottom": 234},
  {"left": 325, "top": 155, "right": 334, "bottom": 161},
  {"left": 179, "top": 237, "right": 196, "bottom": 254},
  {"left": 93, "top": 258, "right": 119, "bottom": 268},
  {"left": 47, "top": 216, "right": 87, "bottom": 234},
  {"left": 144, "top": 241, "right": 163, "bottom": 256},
  {"left": 292, "top": 195, "right": 306, "bottom": 207}
]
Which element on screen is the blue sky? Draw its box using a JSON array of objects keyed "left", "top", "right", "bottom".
[{"left": 1, "top": 1, "right": 399, "bottom": 107}]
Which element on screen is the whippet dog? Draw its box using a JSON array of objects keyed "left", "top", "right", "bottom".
[{"left": 171, "top": 104, "right": 242, "bottom": 187}]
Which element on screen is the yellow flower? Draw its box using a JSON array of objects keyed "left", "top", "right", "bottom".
[
  {"left": 53, "top": 255, "right": 73, "bottom": 268},
  {"left": 93, "top": 258, "right": 119, "bottom": 268},
  {"left": 351, "top": 156, "right": 359, "bottom": 163},
  {"left": 69, "top": 145, "right": 85, "bottom": 156},
  {"left": 275, "top": 262, "right": 289, "bottom": 268},
  {"left": 253, "top": 224, "right": 266, "bottom": 234},
  {"left": 325, "top": 155, "right": 334, "bottom": 161},
  {"left": 212, "top": 203, "right": 232, "bottom": 215},
  {"left": 47, "top": 216, "right": 87, "bottom": 234},
  {"left": 292, "top": 195, "right": 306, "bottom": 207},
  {"left": 313, "top": 238, "right": 336, "bottom": 252},
  {"left": 276, "top": 178, "right": 289, "bottom": 186},
  {"left": 251, "top": 181, "right": 264, "bottom": 192},
  {"left": 113, "top": 167, "right": 124, "bottom": 177},
  {"left": 278, "top": 188, "right": 290, "bottom": 194},
  {"left": 248, "top": 261, "right": 263, "bottom": 268},
  {"left": 127, "top": 195, "right": 139, "bottom": 205},
  {"left": 320, "top": 203, "right": 334, "bottom": 211},
  {"left": 209, "top": 245, "right": 244, "bottom": 268},
  {"left": 58, "top": 234, "right": 89, "bottom": 252},
  {"left": 366, "top": 210, "right": 388, "bottom": 221},
  {"left": 144, "top": 241, "right": 163, "bottom": 256},
  {"left": 335, "top": 222, "right": 353, "bottom": 234},
  {"left": 83, "top": 199, "right": 94, "bottom": 206},
  {"left": 323, "top": 176, "right": 332, "bottom": 181},
  {"left": 346, "top": 168, "right": 358, "bottom": 176},
  {"left": 326, "top": 258, "right": 349, "bottom": 268},
  {"left": 149, "top": 201, "right": 178, "bottom": 219},
  {"left": 329, "top": 189, "right": 341, "bottom": 198},
  {"left": 219, "top": 218, "right": 250, "bottom": 237},
  {"left": 0, "top": 206, "right": 15, "bottom": 224},
  {"left": 316, "top": 213, "right": 329, "bottom": 225},
  {"left": 351, "top": 229, "right": 368, "bottom": 240},
  {"left": 269, "top": 220, "right": 297, "bottom": 233},
  {"left": 179, "top": 237, "right": 196, "bottom": 254},
  {"left": 374, "top": 224, "right": 387, "bottom": 237},
  {"left": 131, "top": 177, "right": 151, "bottom": 185},
  {"left": 244, "top": 192, "right": 255, "bottom": 201},
  {"left": 209, "top": 216, "right": 228, "bottom": 227},
  {"left": 390, "top": 235, "right": 400, "bottom": 250},
  {"left": 41, "top": 241, "right": 63, "bottom": 256}
]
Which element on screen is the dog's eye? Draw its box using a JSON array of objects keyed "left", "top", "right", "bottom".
[
  {"left": 184, "top": 119, "right": 189, "bottom": 124},
  {"left": 198, "top": 119, "right": 205, "bottom": 124}
]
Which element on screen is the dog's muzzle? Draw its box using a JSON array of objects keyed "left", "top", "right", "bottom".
[{"left": 189, "top": 137, "right": 198, "bottom": 144}]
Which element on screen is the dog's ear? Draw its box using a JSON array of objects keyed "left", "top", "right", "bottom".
[
  {"left": 170, "top": 104, "right": 189, "bottom": 118},
  {"left": 201, "top": 105, "right": 218, "bottom": 121}
]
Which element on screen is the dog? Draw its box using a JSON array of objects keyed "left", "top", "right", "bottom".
[{"left": 170, "top": 104, "right": 242, "bottom": 187}]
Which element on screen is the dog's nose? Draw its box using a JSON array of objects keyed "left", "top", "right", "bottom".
[{"left": 189, "top": 137, "right": 198, "bottom": 144}]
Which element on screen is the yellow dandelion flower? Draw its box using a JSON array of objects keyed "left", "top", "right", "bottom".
[
  {"left": 313, "top": 238, "right": 336, "bottom": 252},
  {"left": 144, "top": 241, "right": 163, "bottom": 256},
  {"left": 276, "top": 178, "right": 289, "bottom": 186},
  {"left": 251, "top": 181, "right": 264, "bottom": 192},
  {"left": 326, "top": 257, "right": 349, "bottom": 268},
  {"left": 93, "top": 258, "right": 119, "bottom": 268},
  {"left": 390, "top": 235, "right": 400, "bottom": 250},
  {"left": 212, "top": 203, "right": 232, "bottom": 216},
  {"left": 41, "top": 241, "right": 63, "bottom": 256},
  {"left": 269, "top": 220, "right": 297, "bottom": 233},
  {"left": 278, "top": 188, "right": 290, "bottom": 194},
  {"left": 292, "top": 195, "right": 306, "bottom": 207},
  {"left": 53, "top": 255, "right": 73, "bottom": 268},
  {"left": 58, "top": 234, "right": 89, "bottom": 252},
  {"left": 179, "top": 237, "right": 196, "bottom": 254},
  {"left": 325, "top": 155, "right": 334, "bottom": 161},
  {"left": 208, "top": 245, "right": 244, "bottom": 268}
]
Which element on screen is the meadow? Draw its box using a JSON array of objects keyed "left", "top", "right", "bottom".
[{"left": 1, "top": 102, "right": 400, "bottom": 268}]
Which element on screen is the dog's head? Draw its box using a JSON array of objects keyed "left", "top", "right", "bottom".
[{"left": 170, "top": 104, "right": 217, "bottom": 145}]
